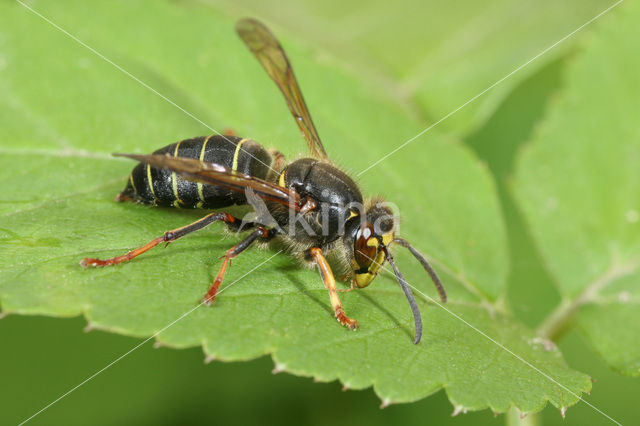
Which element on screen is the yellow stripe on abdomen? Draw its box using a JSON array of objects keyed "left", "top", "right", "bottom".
[
  {"left": 129, "top": 172, "right": 137, "bottom": 194},
  {"left": 172, "top": 141, "right": 184, "bottom": 208},
  {"left": 196, "top": 136, "right": 212, "bottom": 208},
  {"left": 146, "top": 164, "right": 156, "bottom": 197},
  {"left": 232, "top": 138, "right": 249, "bottom": 171}
]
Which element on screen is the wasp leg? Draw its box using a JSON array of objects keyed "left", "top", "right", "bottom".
[
  {"left": 269, "top": 149, "right": 286, "bottom": 171},
  {"left": 265, "top": 148, "right": 286, "bottom": 183},
  {"left": 81, "top": 212, "right": 244, "bottom": 268},
  {"left": 337, "top": 281, "right": 356, "bottom": 293},
  {"left": 309, "top": 247, "right": 358, "bottom": 330},
  {"left": 203, "top": 227, "right": 273, "bottom": 305}
]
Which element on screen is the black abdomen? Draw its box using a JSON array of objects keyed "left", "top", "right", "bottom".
[{"left": 119, "top": 135, "right": 273, "bottom": 209}]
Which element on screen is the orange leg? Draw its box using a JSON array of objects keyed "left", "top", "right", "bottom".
[
  {"left": 309, "top": 247, "right": 358, "bottom": 330},
  {"left": 223, "top": 128, "right": 236, "bottom": 137},
  {"left": 270, "top": 149, "right": 286, "bottom": 171},
  {"left": 202, "top": 227, "right": 270, "bottom": 305},
  {"left": 81, "top": 212, "right": 239, "bottom": 268},
  {"left": 337, "top": 281, "right": 356, "bottom": 293}
]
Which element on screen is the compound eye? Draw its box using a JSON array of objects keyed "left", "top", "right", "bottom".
[{"left": 354, "top": 223, "right": 378, "bottom": 270}]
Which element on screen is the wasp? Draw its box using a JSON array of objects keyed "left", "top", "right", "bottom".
[{"left": 81, "top": 18, "right": 446, "bottom": 344}]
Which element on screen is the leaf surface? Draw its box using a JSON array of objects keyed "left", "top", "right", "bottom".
[
  {"left": 212, "top": 0, "right": 614, "bottom": 135},
  {"left": 0, "top": 0, "right": 590, "bottom": 413},
  {"left": 514, "top": 1, "right": 640, "bottom": 376}
]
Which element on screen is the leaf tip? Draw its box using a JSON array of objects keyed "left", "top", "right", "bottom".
[
  {"left": 379, "top": 398, "right": 391, "bottom": 409},
  {"left": 560, "top": 406, "right": 567, "bottom": 419},
  {"left": 341, "top": 382, "right": 351, "bottom": 392},
  {"left": 204, "top": 354, "right": 216, "bottom": 364},
  {"left": 0, "top": 311, "right": 7, "bottom": 320},
  {"left": 153, "top": 340, "right": 165, "bottom": 349},
  {"left": 83, "top": 322, "right": 96, "bottom": 333},
  {"left": 272, "top": 362, "right": 286, "bottom": 374},
  {"left": 451, "top": 405, "right": 467, "bottom": 417}
]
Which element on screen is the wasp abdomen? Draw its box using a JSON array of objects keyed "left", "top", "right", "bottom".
[{"left": 120, "top": 135, "right": 273, "bottom": 209}]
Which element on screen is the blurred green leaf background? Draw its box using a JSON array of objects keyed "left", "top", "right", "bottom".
[{"left": 1, "top": 0, "right": 639, "bottom": 425}]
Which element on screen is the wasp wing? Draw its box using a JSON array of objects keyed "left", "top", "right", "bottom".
[
  {"left": 236, "top": 18, "right": 328, "bottom": 160},
  {"left": 114, "top": 153, "right": 302, "bottom": 210}
]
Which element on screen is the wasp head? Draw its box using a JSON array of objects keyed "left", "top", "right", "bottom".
[
  {"left": 348, "top": 202, "right": 396, "bottom": 288},
  {"left": 342, "top": 199, "right": 447, "bottom": 345}
]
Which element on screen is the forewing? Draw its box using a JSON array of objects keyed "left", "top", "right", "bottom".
[
  {"left": 236, "top": 18, "right": 329, "bottom": 160},
  {"left": 114, "top": 153, "right": 302, "bottom": 210}
]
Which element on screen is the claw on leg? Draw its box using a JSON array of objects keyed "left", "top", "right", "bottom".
[
  {"left": 337, "top": 281, "right": 356, "bottom": 293},
  {"left": 335, "top": 308, "right": 358, "bottom": 330},
  {"left": 81, "top": 236, "right": 164, "bottom": 268},
  {"left": 80, "top": 212, "right": 238, "bottom": 268},
  {"left": 201, "top": 227, "right": 269, "bottom": 306},
  {"left": 202, "top": 257, "right": 231, "bottom": 306},
  {"left": 310, "top": 247, "right": 359, "bottom": 332}
]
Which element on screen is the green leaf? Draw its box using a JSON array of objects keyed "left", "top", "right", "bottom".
[
  {"left": 514, "top": 1, "right": 640, "bottom": 376},
  {"left": 213, "top": 0, "right": 614, "bottom": 135},
  {"left": 0, "top": 0, "right": 590, "bottom": 414}
]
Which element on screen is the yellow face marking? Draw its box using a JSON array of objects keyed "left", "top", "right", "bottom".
[
  {"left": 197, "top": 136, "right": 211, "bottom": 203},
  {"left": 366, "top": 238, "right": 379, "bottom": 248},
  {"left": 171, "top": 141, "right": 184, "bottom": 206},
  {"left": 354, "top": 241, "right": 388, "bottom": 288},
  {"left": 278, "top": 170, "right": 286, "bottom": 187},
  {"left": 382, "top": 232, "right": 393, "bottom": 246},
  {"left": 355, "top": 272, "right": 375, "bottom": 288},
  {"left": 146, "top": 164, "right": 156, "bottom": 201},
  {"left": 232, "top": 138, "right": 249, "bottom": 171},
  {"left": 369, "top": 251, "right": 386, "bottom": 276},
  {"left": 347, "top": 210, "right": 359, "bottom": 220}
]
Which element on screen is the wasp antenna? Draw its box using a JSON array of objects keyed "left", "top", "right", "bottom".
[
  {"left": 393, "top": 238, "right": 447, "bottom": 303},
  {"left": 382, "top": 246, "right": 423, "bottom": 344}
]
